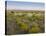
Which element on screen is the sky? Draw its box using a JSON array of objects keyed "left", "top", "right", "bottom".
[{"left": 6, "top": 1, "right": 45, "bottom": 10}]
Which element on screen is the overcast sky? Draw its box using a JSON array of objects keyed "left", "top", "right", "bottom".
[{"left": 6, "top": 1, "right": 45, "bottom": 10}]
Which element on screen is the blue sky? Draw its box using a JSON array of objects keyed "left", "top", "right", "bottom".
[{"left": 7, "top": 1, "right": 45, "bottom": 10}]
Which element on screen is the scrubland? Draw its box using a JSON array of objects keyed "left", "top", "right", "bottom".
[{"left": 6, "top": 10, "right": 45, "bottom": 35}]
